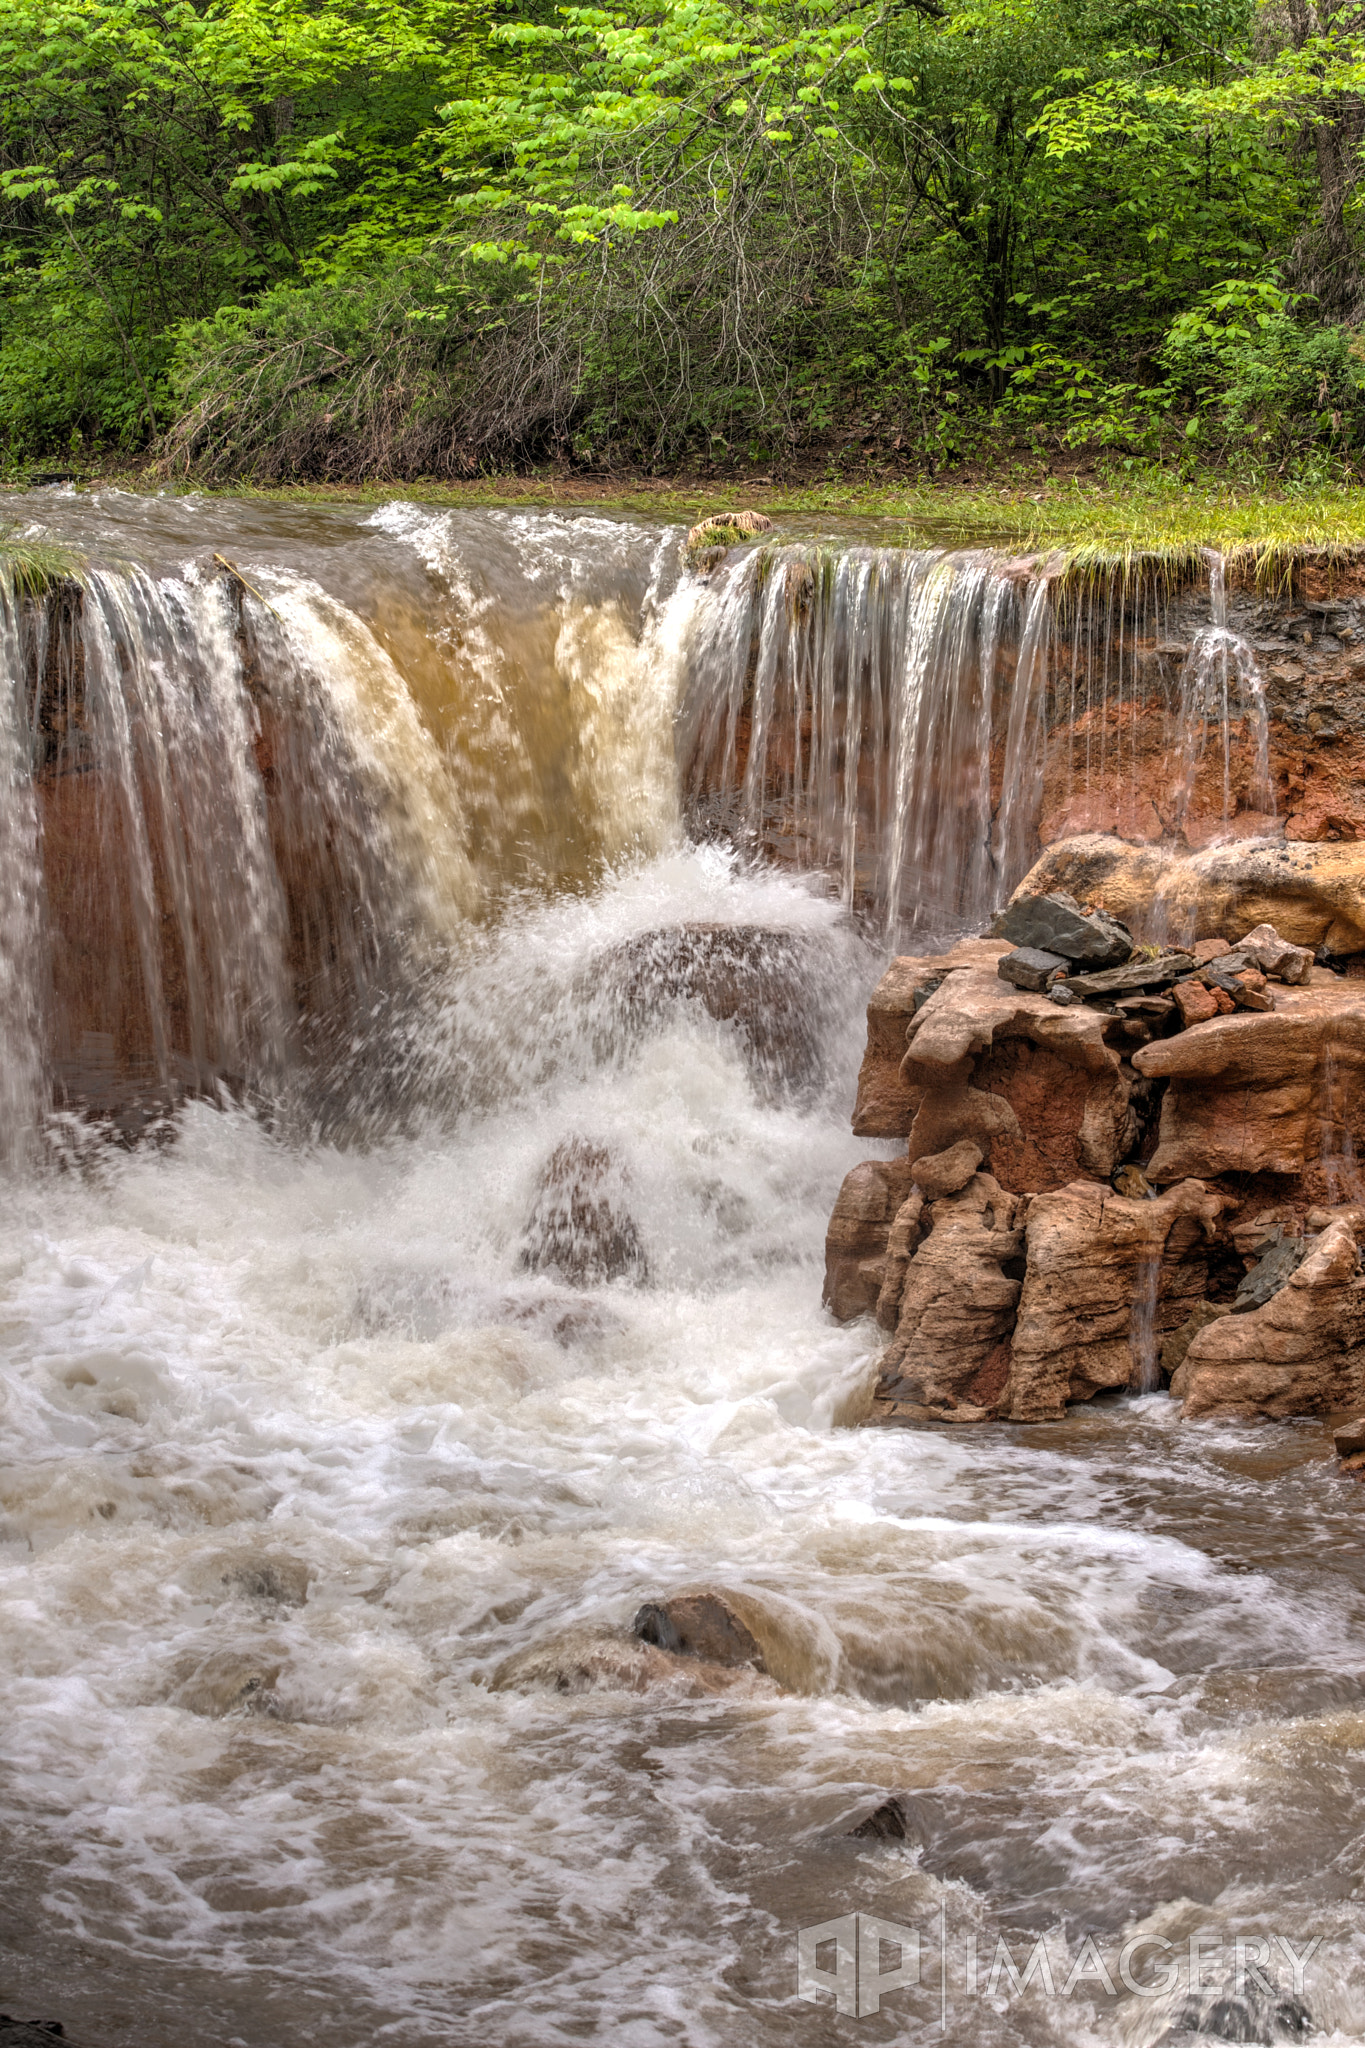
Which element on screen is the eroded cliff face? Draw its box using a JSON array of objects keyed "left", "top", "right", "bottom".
[{"left": 827, "top": 885, "right": 1365, "bottom": 1428}]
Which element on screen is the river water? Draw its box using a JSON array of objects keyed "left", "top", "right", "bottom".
[{"left": 0, "top": 493, "right": 1362, "bottom": 2047}]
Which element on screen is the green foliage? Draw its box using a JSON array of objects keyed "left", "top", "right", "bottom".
[{"left": 3, "top": 0, "right": 1365, "bottom": 472}]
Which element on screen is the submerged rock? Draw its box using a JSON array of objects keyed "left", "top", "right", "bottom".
[
  {"left": 632, "top": 1591, "right": 766, "bottom": 1671},
  {"left": 518, "top": 1138, "right": 647, "bottom": 1287},
  {"left": 846, "top": 1796, "right": 908, "bottom": 1841},
  {"left": 491, "top": 1624, "right": 752, "bottom": 1696}
]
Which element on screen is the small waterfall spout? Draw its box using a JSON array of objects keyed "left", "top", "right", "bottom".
[
  {"left": 1128, "top": 1249, "right": 1162, "bottom": 1393},
  {"left": 1168, "top": 551, "right": 1274, "bottom": 845}
]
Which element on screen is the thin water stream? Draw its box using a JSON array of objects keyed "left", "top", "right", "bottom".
[{"left": 0, "top": 493, "right": 1359, "bottom": 2047}]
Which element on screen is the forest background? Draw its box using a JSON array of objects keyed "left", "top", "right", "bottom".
[{"left": 5, "top": 0, "right": 1365, "bottom": 482}]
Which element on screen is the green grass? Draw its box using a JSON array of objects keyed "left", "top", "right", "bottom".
[
  {"left": 14, "top": 460, "right": 1365, "bottom": 572},
  {"left": 0, "top": 524, "right": 83, "bottom": 594}
]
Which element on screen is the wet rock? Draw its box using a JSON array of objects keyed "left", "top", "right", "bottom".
[
  {"left": 1064, "top": 951, "right": 1197, "bottom": 999},
  {"left": 1173, "top": 978, "right": 1220, "bottom": 1026},
  {"left": 1158, "top": 1987, "right": 1312, "bottom": 2043},
  {"left": 1163, "top": 1300, "right": 1233, "bottom": 1397},
  {"left": 851, "top": 939, "right": 1010, "bottom": 1135},
  {"left": 1132, "top": 982, "right": 1365, "bottom": 1189},
  {"left": 1004, "top": 1178, "right": 1226, "bottom": 1421},
  {"left": 823, "top": 1155, "right": 916, "bottom": 1321},
  {"left": 0, "top": 2025, "right": 68, "bottom": 2048},
  {"left": 909, "top": 1138, "right": 983, "bottom": 1198},
  {"left": 1236, "top": 921, "right": 1314, "bottom": 985},
  {"left": 874, "top": 1190, "right": 926, "bottom": 1330},
  {"left": 847, "top": 1796, "right": 908, "bottom": 1841},
  {"left": 171, "top": 1649, "right": 284, "bottom": 1718},
  {"left": 1181, "top": 1219, "right": 1365, "bottom": 1419},
  {"left": 1307, "top": 1200, "right": 1365, "bottom": 1236},
  {"left": 518, "top": 1138, "right": 647, "bottom": 1287},
  {"left": 218, "top": 1553, "right": 312, "bottom": 1608},
  {"left": 870, "top": 1172, "right": 1025, "bottom": 1420},
  {"left": 1234, "top": 1232, "right": 1309, "bottom": 1312},
  {"left": 900, "top": 967, "right": 1137, "bottom": 1191},
  {"left": 1011, "top": 833, "right": 1365, "bottom": 955},
  {"left": 632, "top": 1591, "right": 766, "bottom": 1670},
  {"left": 1333, "top": 1415, "right": 1365, "bottom": 1458},
  {"left": 605, "top": 923, "right": 817, "bottom": 1091},
  {"left": 490, "top": 1625, "right": 750, "bottom": 1696},
  {"left": 992, "top": 889, "right": 1134, "bottom": 968},
  {"left": 997, "top": 946, "right": 1068, "bottom": 991}
]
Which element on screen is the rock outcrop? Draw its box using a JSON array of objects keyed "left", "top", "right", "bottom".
[
  {"left": 1179, "top": 1219, "right": 1365, "bottom": 1420},
  {"left": 1131, "top": 983, "right": 1365, "bottom": 1195},
  {"left": 1011, "top": 835, "right": 1365, "bottom": 956},
  {"left": 832, "top": 889, "right": 1365, "bottom": 1427},
  {"left": 1003, "top": 1178, "right": 1224, "bottom": 1421}
]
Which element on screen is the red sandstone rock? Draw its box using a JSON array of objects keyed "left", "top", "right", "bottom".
[
  {"left": 899, "top": 968, "right": 1136, "bottom": 1191},
  {"left": 870, "top": 1173, "right": 1026, "bottom": 1420},
  {"left": 1132, "top": 984, "right": 1365, "bottom": 1194},
  {"left": 910, "top": 1138, "right": 984, "bottom": 1198},
  {"left": 1173, "top": 979, "right": 1219, "bottom": 1026},
  {"left": 823, "top": 1155, "right": 916, "bottom": 1321},
  {"left": 1012, "top": 835, "right": 1365, "bottom": 954},
  {"left": 851, "top": 940, "right": 1009, "bottom": 1136},
  {"left": 1193, "top": 938, "right": 1233, "bottom": 962},
  {"left": 1002, "top": 1178, "right": 1226, "bottom": 1422},
  {"left": 1180, "top": 1219, "right": 1365, "bottom": 1420}
]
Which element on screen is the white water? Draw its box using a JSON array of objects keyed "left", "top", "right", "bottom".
[{"left": 1, "top": 497, "right": 1362, "bottom": 2046}]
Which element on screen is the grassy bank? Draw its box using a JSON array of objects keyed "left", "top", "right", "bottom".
[{"left": 11, "top": 463, "right": 1365, "bottom": 566}]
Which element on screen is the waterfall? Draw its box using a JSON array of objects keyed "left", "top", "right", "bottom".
[
  {"left": 0, "top": 501, "right": 1304, "bottom": 1143},
  {"left": 1167, "top": 550, "right": 1274, "bottom": 844},
  {"left": 678, "top": 545, "right": 1031, "bottom": 943}
]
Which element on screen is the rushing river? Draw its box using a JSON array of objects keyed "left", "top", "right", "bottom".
[{"left": 0, "top": 493, "right": 1362, "bottom": 2047}]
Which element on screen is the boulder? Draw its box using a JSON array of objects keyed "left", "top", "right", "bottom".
[
  {"left": 992, "top": 890, "right": 1134, "bottom": 967},
  {"left": 1181, "top": 1219, "right": 1365, "bottom": 1419},
  {"left": 870, "top": 1173, "right": 1025, "bottom": 1420},
  {"left": 1234, "top": 1231, "right": 1308, "bottom": 1311},
  {"left": 1236, "top": 921, "right": 1314, "bottom": 985},
  {"left": 633, "top": 1591, "right": 766, "bottom": 1669},
  {"left": 518, "top": 1138, "right": 647, "bottom": 1286},
  {"left": 1009, "top": 834, "right": 1365, "bottom": 955},
  {"left": 1333, "top": 1415, "right": 1365, "bottom": 1458},
  {"left": 1002, "top": 1179, "right": 1226, "bottom": 1422},
  {"left": 1162, "top": 1300, "right": 1233, "bottom": 1397},
  {"left": 491, "top": 1624, "right": 753, "bottom": 1696},
  {"left": 823, "top": 1155, "right": 916, "bottom": 1320},
  {"left": 603, "top": 923, "right": 816, "bottom": 1090},
  {"left": 1132, "top": 983, "right": 1365, "bottom": 1193}
]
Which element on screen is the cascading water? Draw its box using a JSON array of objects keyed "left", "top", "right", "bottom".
[
  {"left": 677, "top": 544, "right": 1049, "bottom": 942},
  {"left": 0, "top": 494, "right": 1356, "bottom": 2048},
  {"left": 1168, "top": 550, "right": 1275, "bottom": 844}
]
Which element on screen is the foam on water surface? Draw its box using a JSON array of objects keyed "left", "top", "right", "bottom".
[{"left": 0, "top": 497, "right": 1362, "bottom": 2044}]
